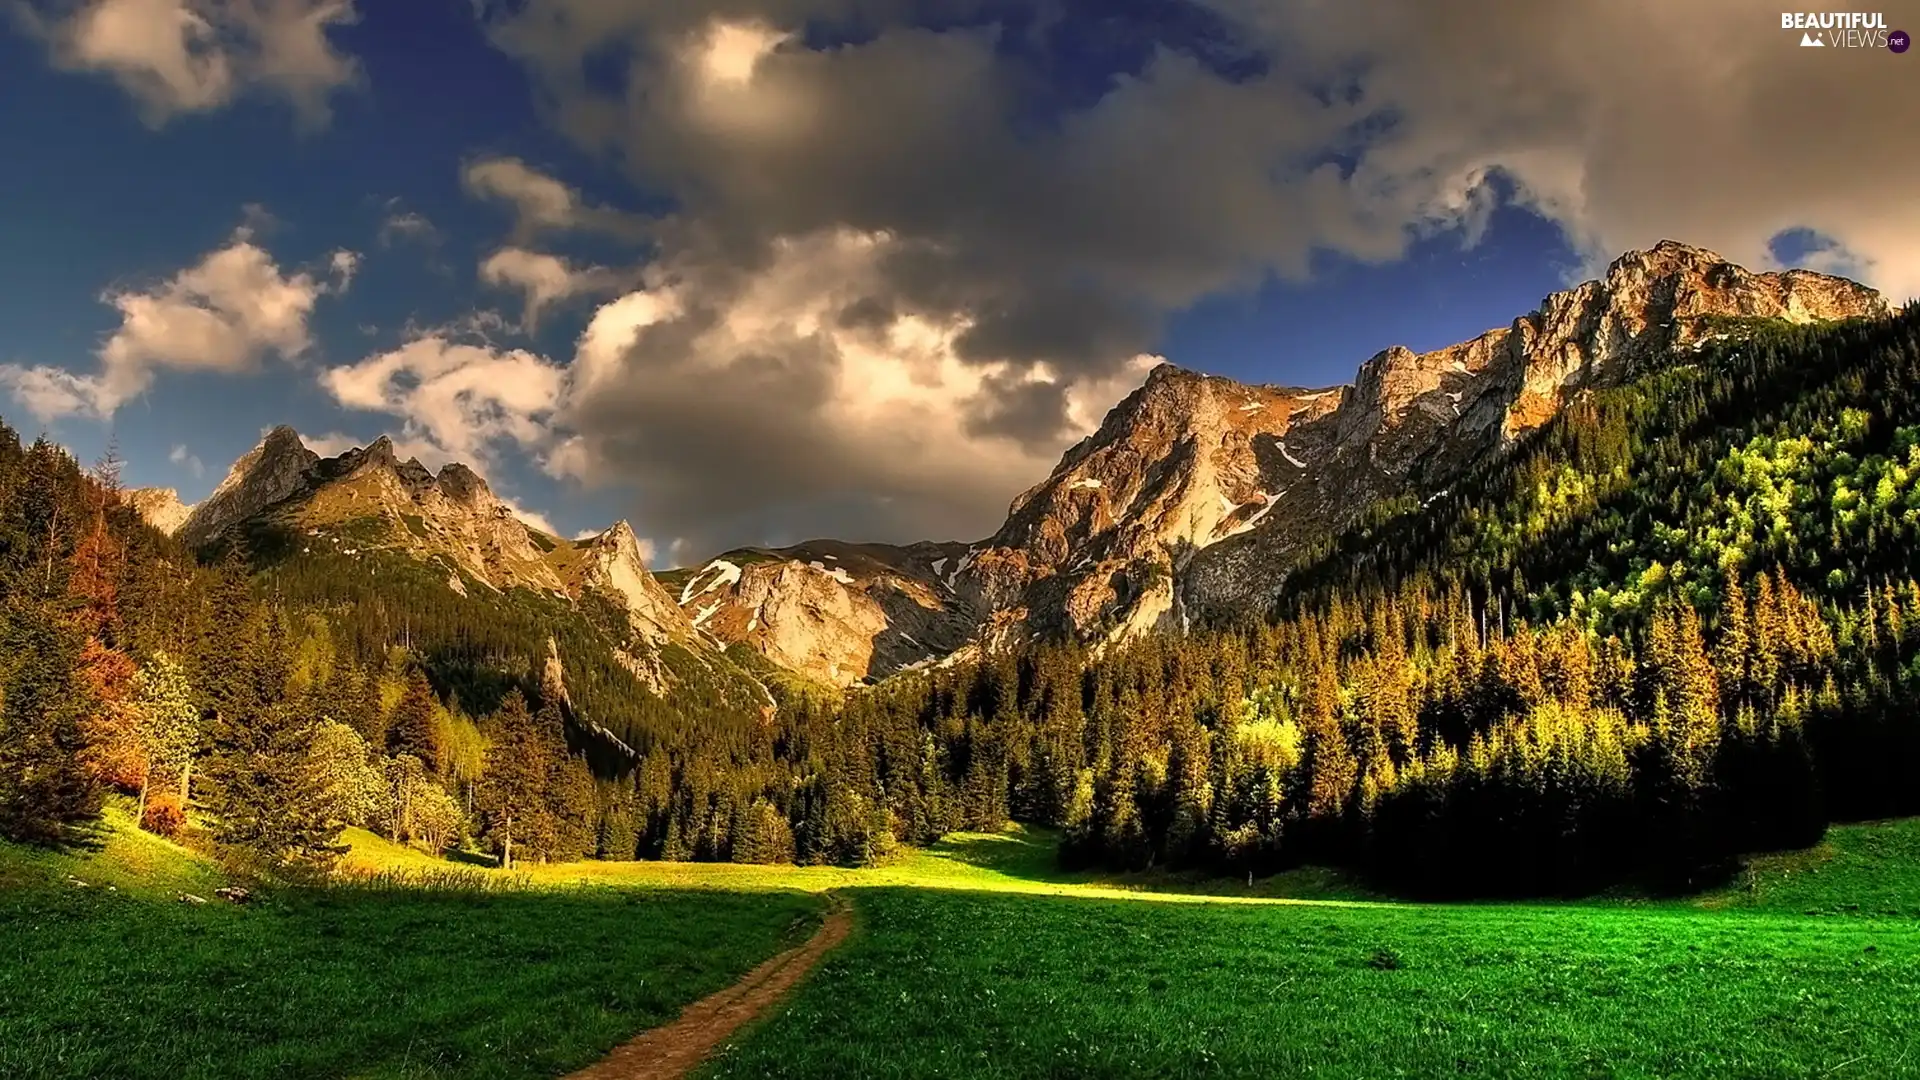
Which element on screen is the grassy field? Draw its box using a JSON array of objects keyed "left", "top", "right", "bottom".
[
  {"left": 12, "top": 809, "right": 1920, "bottom": 1079},
  {"left": 702, "top": 888, "right": 1920, "bottom": 1079},
  {"left": 686, "top": 821, "right": 1920, "bottom": 1080},
  {"left": 350, "top": 818, "right": 1920, "bottom": 1078},
  {"left": 0, "top": 808, "right": 822, "bottom": 1080}
]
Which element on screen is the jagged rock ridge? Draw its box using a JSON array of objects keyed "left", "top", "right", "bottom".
[
  {"left": 127, "top": 487, "right": 192, "bottom": 536},
  {"left": 657, "top": 539, "right": 975, "bottom": 687},
  {"left": 671, "top": 240, "right": 1889, "bottom": 671},
  {"left": 170, "top": 429, "right": 700, "bottom": 653}
]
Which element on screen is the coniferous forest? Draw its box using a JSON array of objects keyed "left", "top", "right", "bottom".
[{"left": 3, "top": 307, "right": 1919, "bottom": 895}]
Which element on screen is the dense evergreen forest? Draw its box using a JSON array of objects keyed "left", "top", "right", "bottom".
[
  {"left": 855, "top": 309, "right": 1920, "bottom": 894},
  {"left": 3, "top": 306, "right": 1917, "bottom": 894}
]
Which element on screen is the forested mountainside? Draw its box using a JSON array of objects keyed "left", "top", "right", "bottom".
[
  {"left": 662, "top": 241, "right": 1886, "bottom": 684},
  {"left": 845, "top": 307, "right": 1920, "bottom": 893},
  {"left": 5, "top": 268, "right": 1915, "bottom": 894}
]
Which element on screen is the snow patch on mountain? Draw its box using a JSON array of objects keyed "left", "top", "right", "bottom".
[{"left": 679, "top": 559, "right": 743, "bottom": 604}]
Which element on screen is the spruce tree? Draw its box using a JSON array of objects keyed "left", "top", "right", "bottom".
[
  {"left": 388, "top": 668, "right": 443, "bottom": 774},
  {"left": 0, "top": 600, "right": 102, "bottom": 843},
  {"left": 202, "top": 701, "right": 340, "bottom": 872},
  {"left": 476, "top": 690, "right": 550, "bottom": 869}
]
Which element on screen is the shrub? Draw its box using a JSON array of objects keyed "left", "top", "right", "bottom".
[{"left": 142, "top": 793, "right": 186, "bottom": 838}]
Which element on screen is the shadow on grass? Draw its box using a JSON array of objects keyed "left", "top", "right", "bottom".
[
  {"left": 924, "top": 826, "right": 1385, "bottom": 904},
  {"left": 926, "top": 829, "right": 1084, "bottom": 883},
  {"left": 445, "top": 847, "right": 501, "bottom": 868},
  {"left": 2, "top": 875, "right": 826, "bottom": 1080}
]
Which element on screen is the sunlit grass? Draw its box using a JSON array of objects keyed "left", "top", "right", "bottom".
[
  {"left": 15, "top": 806, "right": 1920, "bottom": 1080},
  {"left": 1, "top": 810, "right": 822, "bottom": 1080},
  {"left": 706, "top": 886, "right": 1920, "bottom": 1080},
  {"left": 376, "top": 826, "right": 1393, "bottom": 909}
]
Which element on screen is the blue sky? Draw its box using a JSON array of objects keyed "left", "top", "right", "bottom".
[{"left": 1, "top": 0, "right": 1907, "bottom": 560}]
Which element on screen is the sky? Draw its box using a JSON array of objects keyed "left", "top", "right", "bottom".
[{"left": 0, "top": 0, "right": 1914, "bottom": 566}]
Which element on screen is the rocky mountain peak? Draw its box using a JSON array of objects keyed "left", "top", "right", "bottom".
[
  {"left": 1607, "top": 238, "right": 1721, "bottom": 277},
  {"left": 127, "top": 487, "right": 192, "bottom": 536},
  {"left": 260, "top": 424, "right": 305, "bottom": 453},
  {"left": 178, "top": 425, "right": 321, "bottom": 546},
  {"left": 571, "top": 519, "right": 695, "bottom": 645},
  {"left": 435, "top": 462, "right": 491, "bottom": 506},
  {"left": 938, "top": 240, "right": 1891, "bottom": 648},
  {"left": 185, "top": 429, "right": 706, "bottom": 668}
]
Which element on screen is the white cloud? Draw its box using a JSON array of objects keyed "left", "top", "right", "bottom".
[
  {"left": 478, "top": 246, "right": 621, "bottom": 330},
  {"left": 318, "top": 336, "right": 567, "bottom": 467},
  {"left": 21, "top": 0, "right": 360, "bottom": 126},
  {"left": 327, "top": 249, "right": 359, "bottom": 291},
  {"left": 168, "top": 443, "right": 204, "bottom": 477},
  {"left": 315, "top": 227, "right": 1156, "bottom": 551},
  {"left": 0, "top": 231, "right": 329, "bottom": 420},
  {"left": 0, "top": 367, "right": 103, "bottom": 424},
  {"left": 697, "top": 20, "right": 788, "bottom": 85},
  {"left": 551, "top": 228, "right": 1159, "bottom": 547},
  {"left": 460, "top": 156, "right": 645, "bottom": 242}
]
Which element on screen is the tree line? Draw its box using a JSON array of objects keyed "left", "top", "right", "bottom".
[{"left": 5, "top": 306, "right": 1919, "bottom": 895}]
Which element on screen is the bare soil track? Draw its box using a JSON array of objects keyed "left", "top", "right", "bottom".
[{"left": 565, "top": 893, "right": 853, "bottom": 1080}]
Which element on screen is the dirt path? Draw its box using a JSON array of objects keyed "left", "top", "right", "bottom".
[{"left": 565, "top": 893, "right": 853, "bottom": 1080}]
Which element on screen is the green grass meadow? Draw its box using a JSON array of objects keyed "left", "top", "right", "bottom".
[
  {"left": 705, "top": 889, "right": 1920, "bottom": 1079},
  {"left": 0, "top": 809, "right": 822, "bottom": 1080},
  {"left": 8, "top": 810, "right": 1920, "bottom": 1079}
]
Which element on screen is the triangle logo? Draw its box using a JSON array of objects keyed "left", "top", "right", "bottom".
[{"left": 1801, "top": 31, "right": 1825, "bottom": 45}]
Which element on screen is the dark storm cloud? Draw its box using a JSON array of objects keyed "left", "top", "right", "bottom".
[
  {"left": 960, "top": 374, "right": 1075, "bottom": 450},
  {"left": 953, "top": 282, "right": 1159, "bottom": 374},
  {"left": 1201, "top": 0, "right": 1920, "bottom": 291}
]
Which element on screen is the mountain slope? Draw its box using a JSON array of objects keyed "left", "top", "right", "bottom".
[
  {"left": 656, "top": 539, "right": 973, "bottom": 687},
  {"left": 671, "top": 241, "right": 1888, "bottom": 678},
  {"left": 153, "top": 428, "right": 762, "bottom": 758}
]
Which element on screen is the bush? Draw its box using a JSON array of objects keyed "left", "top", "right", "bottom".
[{"left": 142, "top": 793, "right": 186, "bottom": 838}]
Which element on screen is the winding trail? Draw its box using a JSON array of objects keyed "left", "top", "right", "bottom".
[{"left": 566, "top": 893, "right": 853, "bottom": 1080}]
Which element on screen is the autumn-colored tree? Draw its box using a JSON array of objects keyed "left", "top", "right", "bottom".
[{"left": 127, "top": 651, "right": 199, "bottom": 827}]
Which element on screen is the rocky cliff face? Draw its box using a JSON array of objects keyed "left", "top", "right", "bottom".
[
  {"left": 180, "top": 428, "right": 701, "bottom": 656},
  {"left": 971, "top": 241, "right": 1888, "bottom": 636},
  {"left": 670, "top": 242, "right": 1887, "bottom": 675},
  {"left": 562, "top": 521, "right": 698, "bottom": 644},
  {"left": 178, "top": 425, "right": 320, "bottom": 547},
  {"left": 659, "top": 539, "right": 973, "bottom": 687},
  {"left": 127, "top": 487, "right": 192, "bottom": 536}
]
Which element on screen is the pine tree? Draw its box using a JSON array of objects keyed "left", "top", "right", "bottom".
[
  {"left": 1713, "top": 566, "right": 1752, "bottom": 707},
  {"left": 475, "top": 690, "right": 550, "bottom": 869},
  {"left": 0, "top": 600, "right": 102, "bottom": 843},
  {"left": 202, "top": 701, "right": 340, "bottom": 872},
  {"left": 388, "top": 667, "right": 443, "bottom": 774}
]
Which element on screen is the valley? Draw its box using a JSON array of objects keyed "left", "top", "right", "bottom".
[
  {"left": 7, "top": 2, "right": 1913, "bottom": 1075},
  {"left": 5, "top": 241, "right": 1920, "bottom": 1078},
  {"left": 7, "top": 806, "right": 1920, "bottom": 1079}
]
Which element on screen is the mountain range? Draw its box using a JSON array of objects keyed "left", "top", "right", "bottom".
[{"left": 129, "top": 241, "right": 1889, "bottom": 694}]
